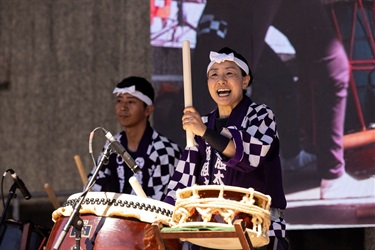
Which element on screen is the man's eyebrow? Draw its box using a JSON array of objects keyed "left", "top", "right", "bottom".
[{"left": 116, "top": 94, "right": 137, "bottom": 99}]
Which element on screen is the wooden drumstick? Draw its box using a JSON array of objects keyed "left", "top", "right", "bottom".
[
  {"left": 129, "top": 176, "right": 147, "bottom": 198},
  {"left": 44, "top": 183, "right": 60, "bottom": 209},
  {"left": 74, "top": 154, "right": 88, "bottom": 187},
  {"left": 182, "top": 40, "right": 194, "bottom": 148}
]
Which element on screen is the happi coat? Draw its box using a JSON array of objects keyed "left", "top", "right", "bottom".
[
  {"left": 165, "top": 96, "right": 287, "bottom": 209},
  {"left": 89, "top": 122, "right": 181, "bottom": 201}
]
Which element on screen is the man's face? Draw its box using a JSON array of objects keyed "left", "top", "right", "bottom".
[{"left": 115, "top": 93, "right": 151, "bottom": 128}]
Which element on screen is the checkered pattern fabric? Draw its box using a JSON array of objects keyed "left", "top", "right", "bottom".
[
  {"left": 165, "top": 97, "right": 285, "bottom": 209},
  {"left": 146, "top": 132, "right": 182, "bottom": 200},
  {"left": 269, "top": 217, "right": 287, "bottom": 238},
  {"left": 197, "top": 14, "right": 228, "bottom": 39},
  {"left": 89, "top": 128, "right": 181, "bottom": 201},
  {"left": 234, "top": 102, "right": 277, "bottom": 168}
]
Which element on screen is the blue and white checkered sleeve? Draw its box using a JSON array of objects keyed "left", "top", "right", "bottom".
[
  {"left": 268, "top": 217, "right": 287, "bottom": 238},
  {"left": 227, "top": 104, "right": 278, "bottom": 169},
  {"left": 164, "top": 146, "right": 200, "bottom": 205},
  {"left": 147, "top": 135, "right": 181, "bottom": 200}
]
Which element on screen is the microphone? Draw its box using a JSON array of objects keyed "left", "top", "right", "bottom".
[
  {"left": 8, "top": 169, "right": 32, "bottom": 200},
  {"left": 101, "top": 128, "right": 140, "bottom": 174}
]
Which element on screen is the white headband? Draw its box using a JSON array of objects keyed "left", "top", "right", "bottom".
[
  {"left": 206, "top": 51, "right": 249, "bottom": 75},
  {"left": 113, "top": 86, "right": 153, "bottom": 105}
]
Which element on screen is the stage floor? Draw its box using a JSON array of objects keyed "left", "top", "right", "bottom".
[{"left": 283, "top": 144, "right": 375, "bottom": 229}]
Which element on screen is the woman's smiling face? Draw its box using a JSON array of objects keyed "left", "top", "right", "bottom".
[{"left": 207, "top": 61, "right": 250, "bottom": 117}]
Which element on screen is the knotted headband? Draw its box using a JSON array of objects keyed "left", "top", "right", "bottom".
[
  {"left": 206, "top": 51, "right": 249, "bottom": 75},
  {"left": 113, "top": 85, "right": 153, "bottom": 105}
]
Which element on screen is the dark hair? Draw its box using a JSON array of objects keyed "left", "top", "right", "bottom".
[
  {"left": 217, "top": 47, "right": 253, "bottom": 86},
  {"left": 116, "top": 76, "right": 155, "bottom": 103}
]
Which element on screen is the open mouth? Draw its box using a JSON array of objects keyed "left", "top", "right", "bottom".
[{"left": 217, "top": 88, "right": 231, "bottom": 97}]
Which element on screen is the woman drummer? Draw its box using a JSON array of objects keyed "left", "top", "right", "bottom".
[{"left": 164, "top": 47, "right": 288, "bottom": 249}]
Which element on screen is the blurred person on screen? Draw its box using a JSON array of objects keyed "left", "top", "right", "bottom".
[{"left": 190, "top": 0, "right": 374, "bottom": 201}]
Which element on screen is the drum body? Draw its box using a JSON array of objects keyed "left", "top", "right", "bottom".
[
  {"left": 46, "top": 192, "right": 182, "bottom": 250},
  {"left": 0, "top": 220, "right": 49, "bottom": 250},
  {"left": 172, "top": 185, "right": 272, "bottom": 249}
]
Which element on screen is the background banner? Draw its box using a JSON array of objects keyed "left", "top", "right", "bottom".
[{"left": 150, "top": 0, "right": 375, "bottom": 229}]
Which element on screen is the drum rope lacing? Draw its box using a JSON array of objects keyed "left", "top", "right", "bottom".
[
  {"left": 173, "top": 199, "right": 270, "bottom": 236},
  {"left": 62, "top": 197, "right": 174, "bottom": 217},
  {"left": 172, "top": 186, "right": 271, "bottom": 238}
]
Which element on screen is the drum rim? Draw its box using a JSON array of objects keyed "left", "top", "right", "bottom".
[
  {"left": 52, "top": 191, "right": 175, "bottom": 225},
  {"left": 176, "top": 185, "right": 271, "bottom": 203}
]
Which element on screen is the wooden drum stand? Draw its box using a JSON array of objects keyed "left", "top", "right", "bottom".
[{"left": 152, "top": 219, "right": 254, "bottom": 250}]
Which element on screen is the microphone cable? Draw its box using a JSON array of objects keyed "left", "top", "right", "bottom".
[
  {"left": 1, "top": 169, "right": 16, "bottom": 210},
  {"left": 88, "top": 127, "right": 104, "bottom": 171}
]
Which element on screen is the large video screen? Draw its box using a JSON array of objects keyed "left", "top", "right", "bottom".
[{"left": 151, "top": 0, "right": 375, "bottom": 230}]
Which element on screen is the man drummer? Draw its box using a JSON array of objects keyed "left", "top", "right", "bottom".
[
  {"left": 88, "top": 76, "right": 181, "bottom": 201},
  {"left": 164, "top": 47, "right": 288, "bottom": 249}
]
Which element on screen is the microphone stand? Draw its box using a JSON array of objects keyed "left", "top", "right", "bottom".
[
  {"left": 0, "top": 183, "right": 18, "bottom": 228},
  {"left": 53, "top": 146, "right": 112, "bottom": 250}
]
